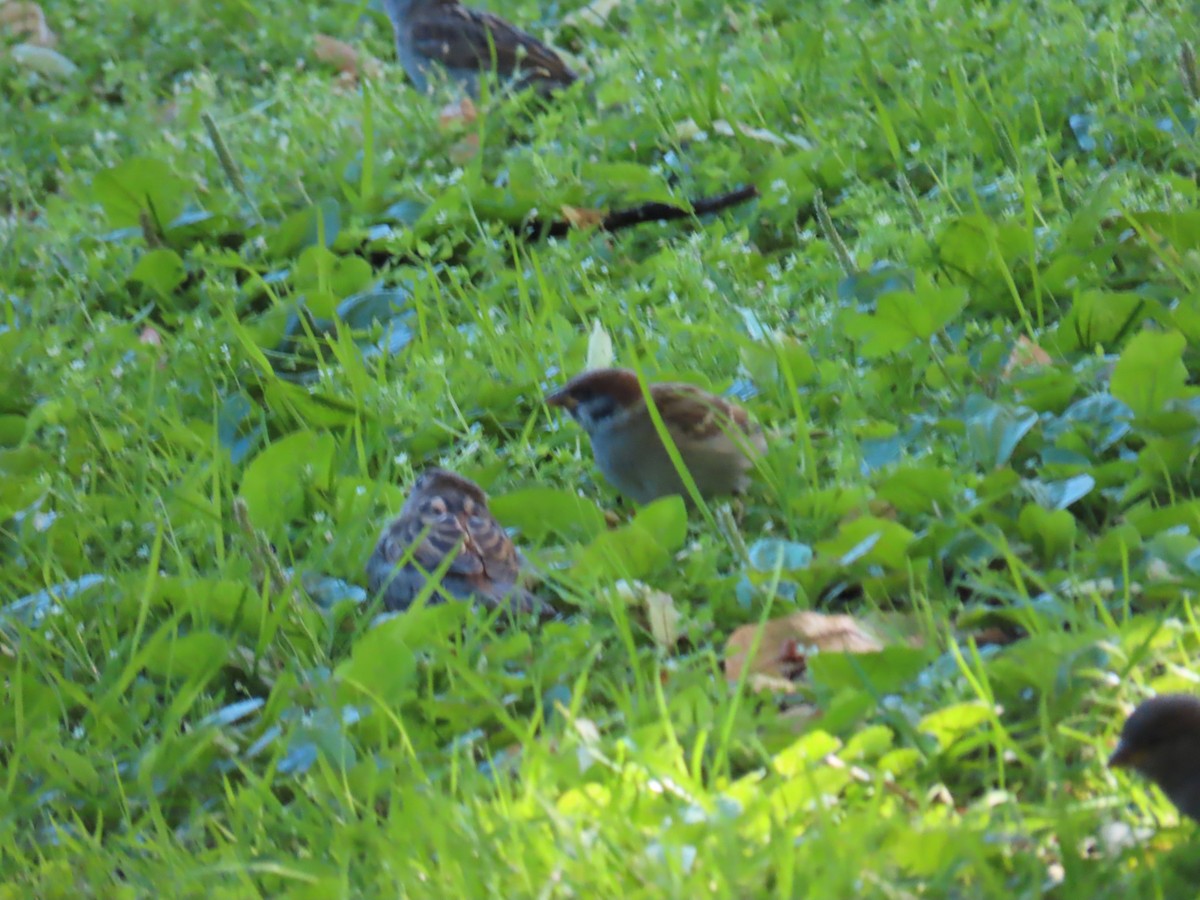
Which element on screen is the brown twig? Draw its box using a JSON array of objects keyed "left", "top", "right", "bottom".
[{"left": 523, "top": 184, "right": 759, "bottom": 240}]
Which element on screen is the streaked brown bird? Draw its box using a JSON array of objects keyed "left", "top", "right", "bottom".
[
  {"left": 380, "top": 0, "right": 578, "bottom": 97},
  {"left": 366, "top": 467, "right": 546, "bottom": 615},
  {"left": 1109, "top": 693, "right": 1200, "bottom": 822}
]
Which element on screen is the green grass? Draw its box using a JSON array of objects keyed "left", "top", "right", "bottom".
[{"left": 3, "top": 0, "right": 1200, "bottom": 895}]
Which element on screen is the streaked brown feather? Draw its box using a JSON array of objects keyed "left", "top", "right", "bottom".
[
  {"left": 367, "top": 467, "right": 536, "bottom": 612},
  {"left": 648, "top": 381, "right": 761, "bottom": 445},
  {"left": 408, "top": 1, "right": 576, "bottom": 86}
]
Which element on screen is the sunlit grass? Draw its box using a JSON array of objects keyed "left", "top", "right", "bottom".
[{"left": 1, "top": 0, "right": 1199, "bottom": 895}]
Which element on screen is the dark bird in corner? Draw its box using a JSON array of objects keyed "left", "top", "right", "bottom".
[
  {"left": 380, "top": 0, "right": 578, "bottom": 97},
  {"left": 1109, "top": 693, "right": 1200, "bottom": 822}
]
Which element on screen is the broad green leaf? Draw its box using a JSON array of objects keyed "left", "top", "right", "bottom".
[
  {"left": 918, "top": 701, "right": 992, "bottom": 749},
  {"left": 143, "top": 630, "right": 231, "bottom": 683},
  {"left": 1054, "top": 290, "right": 1146, "bottom": 352},
  {"left": 574, "top": 525, "right": 671, "bottom": 581},
  {"left": 267, "top": 198, "right": 341, "bottom": 258},
  {"left": 1024, "top": 474, "right": 1095, "bottom": 510},
  {"left": 1017, "top": 504, "right": 1076, "bottom": 562},
  {"left": 489, "top": 487, "right": 606, "bottom": 543},
  {"left": 841, "top": 724, "right": 895, "bottom": 761},
  {"left": 295, "top": 246, "right": 374, "bottom": 300},
  {"left": 581, "top": 162, "right": 678, "bottom": 206},
  {"left": 129, "top": 248, "right": 186, "bottom": 298},
  {"left": 93, "top": 157, "right": 189, "bottom": 229},
  {"left": 336, "top": 614, "right": 420, "bottom": 702},
  {"left": 1110, "top": 330, "right": 1189, "bottom": 417},
  {"left": 962, "top": 395, "right": 1038, "bottom": 469},
  {"left": 809, "top": 646, "right": 933, "bottom": 695},
  {"left": 843, "top": 286, "right": 966, "bottom": 357},
  {"left": 815, "top": 516, "right": 915, "bottom": 569},
  {"left": 630, "top": 496, "right": 688, "bottom": 552},
  {"left": 875, "top": 465, "right": 957, "bottom": 514},
  {"left": 239, "top": 431, "right": 337, "bottom": 534},
  {"left": 772, "top": 730, "right": 842, "bottom": 777}
]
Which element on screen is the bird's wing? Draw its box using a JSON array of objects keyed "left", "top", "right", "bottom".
[
  {"left": 650, "top": 382, "right": 763, "bottom": 446},
  {"left": 463, "top": 511, "right": 521, "bottom": 584},
  {"left": 372, "top": 507, "right": 484, "bottom": 578}
]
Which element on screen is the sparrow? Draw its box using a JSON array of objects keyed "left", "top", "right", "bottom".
[
  {"left": 366, "top": 467, "right": 547, "bottom": 616},
  {"left": 545, "top": 367, "right": 766, "bottom": 505},
  {"left": 1109, "top": 693, "right": 1200, "bottom": 822},
  {"left": 379, "top": 0, "right": 579, "bottom": 97}
]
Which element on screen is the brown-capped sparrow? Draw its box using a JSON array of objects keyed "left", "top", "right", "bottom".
[
  {"left": 545, "top": 367, "right": 766, "bottom": 505},
  {"left": 366, "top": 467, "right": 547, "bottom": 615},
  {"left": 380, "top": 0, "right": 578, "bottom": 97},
  {"left": 1109, "top": 694, "right": 1200, "bottom": 822}
]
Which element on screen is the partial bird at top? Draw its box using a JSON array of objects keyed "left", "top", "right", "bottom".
[{"left": 380, "top": 0, "right": 578, "bottom": 97}]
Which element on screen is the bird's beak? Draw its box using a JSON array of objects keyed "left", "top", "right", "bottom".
[
  {"left": 545, "top": 387, "right": 576, "bottom": 411},
  {"left": 1108, "top": 740, "right": 1143, "bottom": 770}
]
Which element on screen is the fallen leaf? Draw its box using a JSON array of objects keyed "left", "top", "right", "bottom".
[
  {"left": 724, "top": 611, "right": 885, "bottom": 685},
  {"left": 645, "top": 592, "right": 680, "bottom": 649},
  {"left": 438, "top": 96, "right": 478, "bottom": 128},
  {"left": 585, "top": 319, "right": 614, "bottom": 370},
  {"left": 1002, "top": 335, "right": 1053, "bottom": 380},
  {"left": 313, "top": 34, "right": 360, "bottom": 76},
  {"left": 613, "top": 580, "right": 681, "bottom": 650},
  {"left": 672, "top": 119, "right": 706, "bottom": 143},
  {"left": 312, "top": 34, "right": 384, "bottom": 83},
  {"left": 560, "top": 205, "right": 606, "bottom": 231},
  {"left": 748, "top": 672, "right": 800, "bottom": 694},
  {"left": 448, "top": 134, "right": 480, "bottom": 165}
]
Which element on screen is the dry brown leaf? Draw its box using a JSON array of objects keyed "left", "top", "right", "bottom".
[
  {"left": 313, "top": 34, "right": 360, "bottom": 76},
  {"left": 0, "top": 2, "right": 57, "bottom": 48},
  {"left": 1002, "top": 335, "right": 1053, "bottom": 380},
  {"left": 438, "top": 96, "right": 478, "bottom": 128},
  {"left": 644, "top": 590, "right": 680, "bottom": 649},
  {"left": 448, "top": 134, "right": 480, "bottom": 165},
  {"left": 312, "top": 34, "right": 383, "bottom": 83},
  {"left": 561, "top": 205, "right": 606, "bottom": 230},
  {"left": 672, "top": 119, "right": 705, "bottom": 143},
  {"left": 747, "top": 672, "right": 799, "bottom": 694},
  {"left": 613, "top": 580, "right": 682, "bottom": 650},
  {"left": 724, "top": 611, "right": 885, "bottom": 685}
]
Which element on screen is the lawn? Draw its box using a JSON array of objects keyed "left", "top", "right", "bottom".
[{"left": 2, "top": 0, "right": 1199, "bottom": 895}]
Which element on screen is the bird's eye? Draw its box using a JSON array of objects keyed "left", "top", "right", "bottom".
[{"left": 586, "top": 392, "right": 617, "bottom": 421}]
